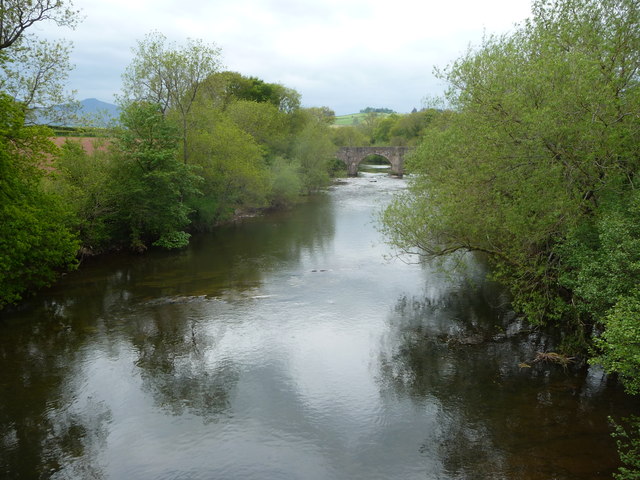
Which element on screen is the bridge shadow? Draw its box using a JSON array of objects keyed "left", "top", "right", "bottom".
[{"left": 359, "top": 154, "right": 391, "bottom": 174}]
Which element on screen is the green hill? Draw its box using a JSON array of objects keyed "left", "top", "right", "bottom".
[
  {"left": 334, "top": 112, "right": 395, "bottom": 126},
  {"left": 334, "top": 113, "right": 366, "bottom": 126}
]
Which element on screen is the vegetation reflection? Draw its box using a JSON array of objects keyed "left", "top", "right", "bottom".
[{"left": 378, "top": 260, "right": 633, "bottom": 479}]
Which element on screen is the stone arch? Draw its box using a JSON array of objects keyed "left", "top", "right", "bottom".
[
  {"left": 359, "top": 152, "right": 393, "bottom": 171},
  {"left": 335, "top": 146, "right": 412, "bottom": 177}
]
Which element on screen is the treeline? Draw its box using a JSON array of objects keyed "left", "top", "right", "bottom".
[
  {"left": 1, "top": 22, "right": 339, "bottom": 308},
  {"left": 332, "top": 108, "right": 441, "bottom": 147},
  {"left": 382, "top": 0, "right": 640, "bottom": 402},
  {"left": 359, "top": 107, "right": 395, "bottom": 114}
]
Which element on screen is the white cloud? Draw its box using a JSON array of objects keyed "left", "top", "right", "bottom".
[{"left": 37, "top": 0, "right": 532, "bottom": 114}]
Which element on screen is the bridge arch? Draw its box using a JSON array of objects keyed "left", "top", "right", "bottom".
[{"left": 335, "top": 146, "right": 412, "bottom": 177}]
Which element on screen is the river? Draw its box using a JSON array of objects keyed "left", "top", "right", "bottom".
[{"left": 1, "top": 172, "right": 637, "bottom": 479}]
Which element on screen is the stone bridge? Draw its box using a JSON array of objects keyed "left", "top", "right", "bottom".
[{"left": 335, "top": 146, "right": 413, "bottom": 177}]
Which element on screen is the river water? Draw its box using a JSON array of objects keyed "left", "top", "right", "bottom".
[{"left": 1, "top": 172, "right": 638, "bottom": 479}]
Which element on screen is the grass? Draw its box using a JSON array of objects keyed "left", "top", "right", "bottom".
[
  {"left": 533, "top": 351, "right": 575, "bottom": 367},
  {"left": 334, "top": 112, "right": 396, "bottom": 126},
  {"left": 334, "top": 113, "right": 368, "bottom": 126}
]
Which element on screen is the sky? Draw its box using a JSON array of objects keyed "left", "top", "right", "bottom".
[{"left": 36, "top": 0, "right": 533, "bottom": 115}]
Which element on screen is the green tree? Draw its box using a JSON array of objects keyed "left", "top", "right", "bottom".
[
  {"left": 0, "top": 0, "right": 80, "bottom": 124},
  {"left": 290, "top": 110, "right": 337, "bottom": 193},
  {"left": 197, "top": 71, "right": 301, "bottom": 114},
  {"left": 388, "top": 109, "right": 439, "bottom": 146},
  {"left": 0, "top": 0, "right": 78, "bottom": 50},
  {"left": 187, "top": 104, "right": 270, "bottom": 226},
  {"left": 226, "top": 99, "right": 289, "bottom": 158},
  {"left": 108, "top": 101, "right": 201, "bottom": 251},
  {"left": 559, "top": 186, "right": 640, "bottom": 393},
  {"left": 50, "top": 138, "right": 114, "bottom": 252},
  {"left": 120, "top": 31, "right": 223, "bottom": 163},
  {"left": 0, "top": 94, "right": 79, "bottom": 308},
  {"left": 0, "top": 1, "right": 81, "bottom": 307},
  {"left": 371, "top": 114, "right": 399, "bottom": 144},
  {"left": 382, "top": 0, "right": 640, "bottom": 375},
  {"left": 611, "top": 416, "right": 640, "bottom": 480},
  {"left": 331, "top": 125, "right": 369, "bottom": 147},
  {"left": 268, "top": 156, "right": 303, "bottom": 207},
  {"left": 304, "top": 106, "right": 336, "bottom": 125}
]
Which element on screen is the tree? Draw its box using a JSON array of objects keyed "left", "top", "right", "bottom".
[
  {"left": 225, "top": 99, "right": 289, "bottom": 158},
  {"left": 371, "top": 114, "right": 399, "bottom": 144},
  {"left": 360, "top": 107, "right": 395, "bottom": 114},
  {"left": 0, "top": 0, "right": 80, "bottom": 123},
  {"left": 1, "top": 37, "right": 77, "bottom": 124},
  {"left": 331, "top": 125, "right": 369, "bottom": 147},
  {"left": 381, "top": 0, "right": 640, "bottom": 377},
  {"left": 50, "top": 138, "right": 115, "bottom": 252},
  {"left": 290, "top": 110, "right": 337, "bottom": 193},
  {"left": 388, "top": 109, "right": 438, "bottom": 145},
  {"left": 303, "top": 106, "right": 335, "bottom": 125},
  {"left": 120, "top": 32, "right": 223, "bottom": 163},
  {"left": 268, "top": 156, "right": 302, "bottom": 207},
  {"left": 186, "top": 103, "right": 270, "bottom": 226},
  {"left": 197, "top": 71, "right": 301, "bottom": 114},
  {"left": 0, "top": 0, "right": 81, "bottom": 307},
  {"left": 0, "top": 94, "right": 79, "bottom": 308},
  {"left": 108, "top": 101, "right": 201, "bottom": 251},
  {"left": 0, "top": 0, "right": 78, "bottom": 50}
]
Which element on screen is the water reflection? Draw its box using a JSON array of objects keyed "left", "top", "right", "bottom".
[
  {"left": 378, "top": 259, "right": 630, "bottom": 479},
  {"left": 128, "top": 304, "right": 238, "bottom": 422},
  {"left": 1, "top": 174, "right": 638, "bottom": 479},
  {"left": 0, "top": 311, "right": 110, "bottom": 479}
]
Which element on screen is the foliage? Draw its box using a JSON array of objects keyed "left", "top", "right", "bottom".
[
  {"left": 268, "top": 157, "right": 303, "bottom": 207},
  {"left": 2, "top": 20, "right": 344, "bottom": 304},
  {"left": 304, "top": 106, "right": 336, "bottom": 125},
  {"left": 0, "top": 0, "right": 79, "bottom": 50},
  {"left": 387, "top": 109, "right": 439, "bottom": 146},
  {"left": 201, "top": 72, "right": 301, "bottom": 113},
  {"left": 594, "top": 296, "right": 640, "bottom": 395},
  {"left": 0, "top": 94, "right": 79, "bottom": 308},
  {"left": 226, "top": 99, "right": 289, "bottom": 158},
  {"left": 120, "top": 31, "right": 223, "bottom": 162},
  {"left": 108, "top": 101, "right": 201, "bottom": 250},
  {"left": 50, "top": 138, "right": 114, "bottom": 251},
  {"left": 0, "top": 0, "right": 80, "bottom": 124},
  {"left": 370, "top": 114, "right": 399, "bottom": 144},
  {"left": 331, "top": 125, "right": 369, "bottom": 147},
  {"left": 561, "top": 188, "right": 640, "bottom": 393},
  {"left": 611, "top": 416, "right": 640, "bottom": 480},
  {"left": 290, "top": 113, "right": 337, "bottom": 193},
  {"left": 381, "top": 0, "right": 640, "bottom": 387},
  {"left": 1, "top": 37, "right": 78, "bottom": 124},
  {"left": 333, "top": 113, "right": 369, "bottom": 126},
  {"left": 360, "top": 107, "right": 395, "bottom": 114},
  {"left": 334, "top": 109, "right": 439, "bottom": 146},
  {"left": 187, "top": 105, "right": 270, "bottom": 226}
]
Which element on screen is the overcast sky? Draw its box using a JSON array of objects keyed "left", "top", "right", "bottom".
[{"left": 36, "top": 0, "right": 532, "bottom": 115}]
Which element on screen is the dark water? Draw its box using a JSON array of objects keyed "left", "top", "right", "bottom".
[{"left": 1, "top": 173, "right": 637, "bottom": 479}]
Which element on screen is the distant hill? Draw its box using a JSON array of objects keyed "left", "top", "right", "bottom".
[
  {"left": 34, "top": 98, "right": 120, "bottom": 127},
  {"left": 334, "top": 113, "right": 368, "bottom": 126},
  {"left": 76, "top": 98, "right": 120, "bottom": 126},
  {"left": 79, "top": 98, "right": 120, "bottom": 119},
  {"left": 334, "top": 112, "right": 393, "bottom": 126}
]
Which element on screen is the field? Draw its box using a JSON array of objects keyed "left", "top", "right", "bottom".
[
  {"left": 334, "top": 113, "right": 367, "bottom": 126},
  {"left": 334, "top": 112, "right": 394, "bottom": 126}
]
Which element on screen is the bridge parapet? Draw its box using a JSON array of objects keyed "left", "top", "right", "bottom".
[{"left": 336, "top": 146, "right": 413, "bottom": 177}]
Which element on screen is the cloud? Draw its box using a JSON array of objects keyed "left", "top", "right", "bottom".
[{"left": 36, "top": 0, "right": 532, "bottom": 114}]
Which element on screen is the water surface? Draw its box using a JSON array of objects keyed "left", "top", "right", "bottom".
[{"left": 1, "top": 173, "right": 637, "bottom": 479}]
